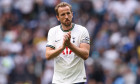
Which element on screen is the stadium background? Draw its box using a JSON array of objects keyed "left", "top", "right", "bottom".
[{"left": 0, "top": 0, "right": 140, "bottom": 84}]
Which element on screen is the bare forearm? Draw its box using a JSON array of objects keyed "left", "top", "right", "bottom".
[
  {"left": 67, "top": 43, "right": 90, "bottom": 60},
  {"left": 46, "top": 47, "right": 64, "bottom": 60}
]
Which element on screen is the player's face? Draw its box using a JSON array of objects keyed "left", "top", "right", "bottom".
[{"left": 57, "top": 6, "right": 73, "bottom": 27}]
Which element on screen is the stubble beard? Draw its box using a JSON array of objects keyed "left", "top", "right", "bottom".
[{"left": 62, "top": 20, "right": 72, "bottom": 27}]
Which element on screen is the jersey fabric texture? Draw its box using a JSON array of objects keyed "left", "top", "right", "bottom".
[{"left": 46, "top": 23, "right": 90, "bottom": 84}]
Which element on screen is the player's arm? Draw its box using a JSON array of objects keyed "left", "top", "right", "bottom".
[
  {"left": 66, "top": 30, "right": 90, "bottom": 60},
  {"left": 46, "top": 32, "right": 68, "bottom": 60},
  {"left": 67, "top": 42, "right": 90, "bottom": 60},
  {"left": 46, "top": 46, "right": 65, "bottom": 60},
  {"left": 46, "top": 28, "right": 65, "bottom": 60}
]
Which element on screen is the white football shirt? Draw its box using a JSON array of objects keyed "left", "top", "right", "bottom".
[{"left": 46, "top": 23, "right": 90, "bottom": 84}]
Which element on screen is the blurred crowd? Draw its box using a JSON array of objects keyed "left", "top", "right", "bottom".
[{"left": 0, "top": 0, "right": 140, "bottom": 84}]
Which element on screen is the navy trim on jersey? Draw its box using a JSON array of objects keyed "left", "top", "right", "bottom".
[
  {"left": 60, "top": 23, "right": 75, "bottom": 32},
  {"left": 80, "top": 42, "right": 90, "bottom": 45},
  {"left": 46, "top": 45, "right": 55, "bottom": 49},
  {"left": 81, "top": 37, "right": 90, "bottom": 44}
]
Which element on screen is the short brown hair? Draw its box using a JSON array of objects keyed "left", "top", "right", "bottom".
[{"left": 55, "top": 2, "right": 72, "bottom": 16}]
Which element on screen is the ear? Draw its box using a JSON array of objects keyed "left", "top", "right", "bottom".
[
  {"left": 72, "top": 12, "right": 73, "bottom": 18},
  {"left": 56, "top": 15, "right": 60, "bottom": 21}
]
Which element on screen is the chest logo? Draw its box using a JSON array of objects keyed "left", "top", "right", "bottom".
[
  {"left": 55, "top": 39, "right": 60, "bottom": 42},
  {"left": 62, "top": 47, "right": 72, "bottom": 55},
  {"left": 72, "top": 37, "right": 75, "bottom": 43}
]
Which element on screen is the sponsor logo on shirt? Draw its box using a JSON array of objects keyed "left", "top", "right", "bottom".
[{"left": 62, "top": 47, "right": 72, "bottom": 55}]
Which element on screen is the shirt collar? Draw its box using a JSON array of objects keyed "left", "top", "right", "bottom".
[{"left": 60, "top": 23, "right": 75, "bottom": 32}]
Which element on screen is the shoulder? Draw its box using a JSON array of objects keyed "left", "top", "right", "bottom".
[
  {"left": 74, "top": 24, "right": 88, "bottom": 32},
  {"left": 74, "top": 24, "right": 85, "bottom": 29},
  {"left": 48, "top": 25, "right": 60, "bottom": 33}
]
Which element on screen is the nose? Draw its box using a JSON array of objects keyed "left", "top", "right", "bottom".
[{"left": 65, "top": 14, "right": 68, "bottom": 18}]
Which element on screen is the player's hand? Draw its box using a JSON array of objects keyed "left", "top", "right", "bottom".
[
  {"left": 63, "top": 31, "right": 71, "bottom": 47},
  {"left": 65, "top": 31, "right": 71, "bottom": 45}
]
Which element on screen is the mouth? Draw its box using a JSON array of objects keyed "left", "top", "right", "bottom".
[
  {"left": 65, "top": 19, "right": 70, "bottom": 22},
  {"left": 63, "top": 19, "right": 71, "bottom": 26}
]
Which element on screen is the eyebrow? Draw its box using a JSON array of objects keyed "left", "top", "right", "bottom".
[{"left": 61, "top": 11, "right": 71, "bottom": 15}]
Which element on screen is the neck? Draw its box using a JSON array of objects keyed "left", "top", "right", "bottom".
[{"left": 61, "top": 23, "right": 72, "bottom": 31}]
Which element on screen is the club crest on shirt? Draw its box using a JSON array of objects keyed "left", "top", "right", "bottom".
[{"left": 72, "top": 37, "right": 75, "bottom": 43}]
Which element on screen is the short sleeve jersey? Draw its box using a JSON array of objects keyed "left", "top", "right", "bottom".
[{"left": 46, "top": 23, "right": 90, "bottom": 84}]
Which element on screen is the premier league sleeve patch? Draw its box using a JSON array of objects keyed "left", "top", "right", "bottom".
[{"left": 81, "top": 36, "right": 90, "bottom": 44}]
